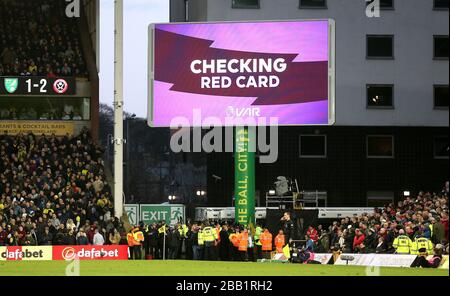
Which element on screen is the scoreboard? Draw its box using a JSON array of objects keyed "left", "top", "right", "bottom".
[{"left": 0, "top": 77, "right": 76, "bottom": 96}]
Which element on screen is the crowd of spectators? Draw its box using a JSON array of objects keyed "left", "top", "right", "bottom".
[
  {"left": 0, "top": 128, "right": 125, "bottom": 247},
  {"left": 305, "top": 184, "right": 449, "bottom": 255},
  {"left": 0, "top": 0, "right": 87, "bottom": 77}
]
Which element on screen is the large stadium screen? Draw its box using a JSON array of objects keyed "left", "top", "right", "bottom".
[{"left": 148, "top": 20, "right": 335, "bottom": 127}]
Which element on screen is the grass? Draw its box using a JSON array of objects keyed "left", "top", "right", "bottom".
[{"left": 0, "top": 260, "right": 448, "bottom": 276}]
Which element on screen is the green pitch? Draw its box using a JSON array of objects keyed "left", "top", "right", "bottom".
[{"left": 0, "top": 260, "right": 448, "bottom": 276}]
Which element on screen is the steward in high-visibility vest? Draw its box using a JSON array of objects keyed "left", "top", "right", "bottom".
[
  {"left": 127, "top": 232, "right": 135, "bottom": 260},
  {"left": 274, "top": 230, "right": 286, "bottom": 253},
  {"left": 127, "top": 232, "right": 135, "bottom": 247},
  {"left": 229, "top": 230, "right": 240, "bottom": 261},
  {"left": 238, "top": 229, "right": 249, "bottom": 261},
  {"left": 411, "top": 236, "right": 434, "bottom": 255},
  {"left": 260, "top": 228, "right": 273, "bottom": 252},
  {"left": 215, "top": 224, "right": 221, "bottom": 244},
  {"left": 393, "top": 230, "right": 413, "bottom": 254},
  {"left": 132, "top": 227, "right": 144, "bottom": 245},
  {"left": 254, "top": 225, "right": 263, "bottom": 260},
  {"left": 198, "top": 229, "right": 204, "bottom": 246},
  {"left": 202, "top": 225, "right": 218, "bottom": 260},
  {"left": 202, "top": 226, "right": 217, "bottom": 243},
  {"left": 181, "top": 224, "right": 189, "bottom": 238},
  {"left": 130, "top": 227, "right": 145, "bottom": 260},
  {"left": 254, "top": 226, "right": 263, "bottom": 246}
]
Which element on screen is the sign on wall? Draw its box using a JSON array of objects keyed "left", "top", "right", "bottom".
[
  {"left": 149, "top": 20, "right": 335, "bottom": 127},
  {"left": 140, "top": 204, "right": 185, "bottom": 225},
  {"left": 0, "top": 121, "right": 74, "bottom": 136},
  {"left": 0, "top": 246, "right": 53, "bottom": 261},
  {"left": 124, "top": 204, "right": 139, "bottom": 226},
  {"left": 0, "top": 77, "right": 76, "bottom": 95},
  {"left": 234, "top": 127, "right": 255, "bottom": 226},
  {"left": 334, "top": 254, "right": 418, "bottom": 268}
]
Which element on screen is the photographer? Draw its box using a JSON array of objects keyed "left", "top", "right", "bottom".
[
  {"left": 291, "top": 245, "right": 321, "bottom": 264},
  {"left": 411, "top": 244, "right": 444, "bottom": 268}
]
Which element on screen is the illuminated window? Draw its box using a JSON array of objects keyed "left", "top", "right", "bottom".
[
  {"left": 232, "top": 0, "right": 259, "bottom": 8},
  {"left": 367, "top": 135, "right": 394, "bottom": 158},
  {"left": 367, "top": 85, "right": 394, "bottom": 108},
  {"left": 367, "top": 35, "right": 394, "bottom": 59}
]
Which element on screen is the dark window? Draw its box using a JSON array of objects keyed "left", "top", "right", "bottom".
[
  {"left": 0, "top": 97, "right": 91, "bottom": 121},
  {"left": 434, "top": 36, "right": 449, "bottom": 59},
  {"left": 299, "top": 0, "right": 327, "bottom": 8},
  {"left": 434, "top": 136, "right": 449, "bottom": 159},
  {"left": 366, "top": 0, "right": 394, "bottom": 9},
  {"left": 367, "top": 191, "right": 394, "bottom": 207},
  {"left": 367, "top": 136, "right": 394, "bottom": 158},
  {"left": 367, "top": 35, "right": 394, "bottom": 59},
  {"left": 232, "top": 0, "right": 259, "bottom": 8},
  {"left": 367, "top": 85, "right": 394, "bottom": 108},
  {"left": 300, "top": 135, "right": 327, "bottom": 158},
  {"left": 434, "top": 85, "right": 449, "bottom": 108},
  {"left": 434, "top": 0, "right": 449, "bottom": 9}
]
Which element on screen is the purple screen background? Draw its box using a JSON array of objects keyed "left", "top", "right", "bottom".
[{"left": 152, "top": 20, "right": 329, "bottom": 126}]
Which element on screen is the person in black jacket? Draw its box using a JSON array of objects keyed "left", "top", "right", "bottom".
[
  {"left": 185, "top": 224, "right": 193, "bottom": 260},
  {"left": 281, "top": 212, "right": 294, "bottom": 243},
  {"left": 148, "top": 224, "right": 158, "bottom": 259},
  {"left": 65, "top": 229, "right": 77, "bottom": 245},
  {"left": 219, "top": 224, "right": 231, "bottom": 261},
  {"left": 168, "top": 227, "right": 182, "bottom": 260},
  {"left": 363, "top": 228, "right": 378, "bottom": 253},
  {"left": 39, "top": 227, "right": 53, "bottom": 245},
  {"left": 375, "top": 236, "right": 388, "bottom": 253}
]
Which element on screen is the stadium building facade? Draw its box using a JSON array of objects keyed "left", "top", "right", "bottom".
[
  {"left": 0, "top": 0, "right": 100, "bottom": 138},
  {"left": 169, "top": 0, "right": 449, "bottom": 207}
]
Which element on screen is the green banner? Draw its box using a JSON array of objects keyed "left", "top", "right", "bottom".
[{"left": 234, "top": 127, "right": 255, "bottom": 227}]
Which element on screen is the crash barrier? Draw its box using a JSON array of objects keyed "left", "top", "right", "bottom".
[
  {"left": 0, "top": 245, "right": 129, "bottom": 261},
  {"left": 334, "top": 253, "right": 449, "bottom": 269},
  {"left": 264, "top": 253, "right": 449, "bottom": 269}
]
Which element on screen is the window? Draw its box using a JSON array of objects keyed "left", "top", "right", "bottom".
[
  {"left": 434, "top": 36, "right": 449, "bottom": 59},
  {"left": 434, "top": 85, "right": 449, "bottom": 108},
  {"left": 434, "top": 0, "right": 449, "bottom": 9},
  {"left": 367, "top": 35, "right": 394, "bottom": 59},
  {"left": 300, "top": 135, "right": 327, "bottom": 158},
  {"left": 434, "top": 136, "right": 449, "bottom": 159},
  {"left": 299, "top": 0, "right": 326, "bottom": 8},
  {"left": 366, "top": 0, "right": 394, "bottom": 9},
  {"left": 367, "top": 85, "right": 394, "bottom": 108},
  {"left": 367, "top": 191, "right": 394, "bottom": 207},
  {"left": 0, "top": 97, "right": 91, "bottom": 121},
  {"left": 232, "top": 0, "right": 259, "bottom": 8},
  {"left": 367, "top": 135, "right": 394, "bottom": 158}
]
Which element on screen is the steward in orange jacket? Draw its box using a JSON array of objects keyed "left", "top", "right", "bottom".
[
  {"left": 260, "top": 228, "right": 273, "bottom": 259},
  {"left": 274, "top": 230, "right": 286, "bottom": 253},
  {"left": 238, "top": 229, "right": 249, "bottom": 261},
  {"left": 229, "top": 229, "right": 240, "bottom": 261}
]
